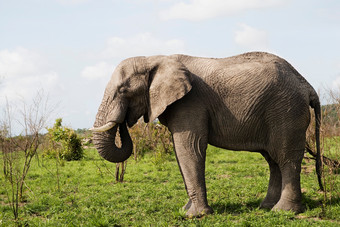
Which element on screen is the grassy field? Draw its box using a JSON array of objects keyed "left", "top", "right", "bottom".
[{"left": 1, "top": 146, "right": 339, "bottom": 226}]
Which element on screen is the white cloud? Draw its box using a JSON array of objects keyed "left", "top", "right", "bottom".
[
  {"left": 160, "top": 0, "right": 285, "bottom": 21},
  {"left": 0, "top": 47, "right": 46, "bottom": 78},
  {"left": 0, "top": 48, "right": 61, "bottom": 106},
  {"left": 81, "top": 32, "right": 186, "bottom": 82},
  {"left": 81, "top": 62, "right": 113, "bottom": 80},
  {"left": 100, "top": 32, "right": 186, "bottom": 59},
  {"left": 234, "top": 24, "right": 270, "bottom": 51}
]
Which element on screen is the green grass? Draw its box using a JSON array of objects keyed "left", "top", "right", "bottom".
[
  {"left": 1, "top": 146, "right": 339, "bottom": 226},
  {"left": 322, "top": 136, "right": 340, "bottom": 159}
]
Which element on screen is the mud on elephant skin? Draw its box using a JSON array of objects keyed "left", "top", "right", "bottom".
[{"left": 91, "top": 52, "right": 323, "bottom": 217}]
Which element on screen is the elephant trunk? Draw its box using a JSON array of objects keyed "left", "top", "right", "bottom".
[{"left": 92, "top": 122, "right": 133, "bottom": 163}]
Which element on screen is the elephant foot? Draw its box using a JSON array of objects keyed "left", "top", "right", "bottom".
[
  {"left": 260, "top": 196, "right": 281, "bottom": 210},
  {"left": 186, "top": 204, "right": 213, "bottom": 218},
  {"left": 259, "top": 200, "right": 277, "bottom": 210},
  {"left": 272, "top": 199, "right": 305, "bottom": 214}
]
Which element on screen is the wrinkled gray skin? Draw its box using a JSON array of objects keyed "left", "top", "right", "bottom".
[{"left": 92, "top": 52, "right": 322, "bottom": 217}]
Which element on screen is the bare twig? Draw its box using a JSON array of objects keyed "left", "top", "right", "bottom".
[
  {"left": 306, "top": 143, "right": 339, "bottom": 169},
  {"left": 0, "top": 90, "right": 53, "bottom": 221}
]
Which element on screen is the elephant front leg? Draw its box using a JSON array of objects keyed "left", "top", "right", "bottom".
[
  {"left": 172, "top": 132, "right": 213, "bottom": 217},
  {"left": 182, "top": 199, "right": 192, "bottom": 211}
]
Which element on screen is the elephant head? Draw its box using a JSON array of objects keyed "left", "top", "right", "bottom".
[{"left": 91, "top": 56, "right": 192, "bottom": 163}]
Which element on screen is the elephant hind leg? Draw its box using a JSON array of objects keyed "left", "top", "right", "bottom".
[
  {"left": 272, "top": 149, "right": 305, "bottom": 214},
  {"left": 260, "top": 151, "right": 282, "bottom": 209}
]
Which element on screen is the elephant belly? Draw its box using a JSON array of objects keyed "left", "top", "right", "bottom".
[{"left": 208, "top": 120, "right": 268, "bottom": 152}]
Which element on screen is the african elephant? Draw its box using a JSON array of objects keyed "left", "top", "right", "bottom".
[{"left": 91, "top": 52, "right": 323, "bottom": 217}]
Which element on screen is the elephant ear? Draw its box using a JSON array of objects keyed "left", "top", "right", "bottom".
[{"left": 147, "top": 56, "right": 193, "bottom": 122}]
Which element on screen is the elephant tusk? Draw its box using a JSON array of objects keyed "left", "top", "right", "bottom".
[{"left": 90, "top": 122, "right": 117, "bottom": 132}]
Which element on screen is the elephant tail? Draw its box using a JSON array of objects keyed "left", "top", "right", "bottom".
[{"left": 310, "top": 97, "right": 324, "bottom": 191}]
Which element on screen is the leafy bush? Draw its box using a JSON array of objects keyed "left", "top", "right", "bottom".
[
  {"left": 129, "top": 120, "right": 173, "bottom": 161},
  {"left": 44, "top": 118, "right": 84, "bottom": 161}
]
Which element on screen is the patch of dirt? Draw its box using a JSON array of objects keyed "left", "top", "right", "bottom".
[
  {"left": 301, "top": 188, "right": 308, "bottom": 193},
  {"left": 296, "top": 215, "right": 321, "bottom": 221},
  {"left": 302, "top": 165, "right": 314, "bottom": 174},
  {"left": 218, "top": 174, "right": 231, "bottom": 179},
  {"left": 296, "top": 215, "right": 340, "bottom": 224}
]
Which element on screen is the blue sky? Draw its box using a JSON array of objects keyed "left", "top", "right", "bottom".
[{"left": 1, "top": 0, "right": 340, "bottom": 131}]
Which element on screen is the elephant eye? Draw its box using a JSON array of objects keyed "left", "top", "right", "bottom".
[
  {"left": 117, "top": 79, "right": 132, "bottom": 95},
  {"left": 118, "top": 86, "right": 127, "bottom": 94},
  {"left": 117, "top": 81, "right": 128, "bottom": 93}
]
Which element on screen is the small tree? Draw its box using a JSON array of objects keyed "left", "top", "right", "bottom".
[
  {"left": 45, "top": 118, "right": 83, "bottom": 161},
  {"left": 0, "top": 91, "right": 52, "bottom": 221}
]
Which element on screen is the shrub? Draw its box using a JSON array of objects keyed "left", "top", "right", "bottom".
[
  {"left": 45, "top": 118, "right": 84, "bottom": 161},
  {"left": 129, "top": 120, "right": 173, "bottom": 161}
]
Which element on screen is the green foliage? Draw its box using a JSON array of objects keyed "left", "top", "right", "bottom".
[
  {"left": 0, "top": 147, "right": 339, "bottom": 226},
  {"left": 44, "top": 118, "right": 83, "bottom": 161},
  {"left": 322, "top": 104, "right": 339, "bottom": 126},
  {"left": 129, "top": 120, "right": 173, "bottom": 161},
  {"left": 321, "top": 104, "right": 340, "bottom": 137}
]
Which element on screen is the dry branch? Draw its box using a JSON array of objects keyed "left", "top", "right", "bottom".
[{"left": 305, "top": 142, "right": 339, "bottom": 169}]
